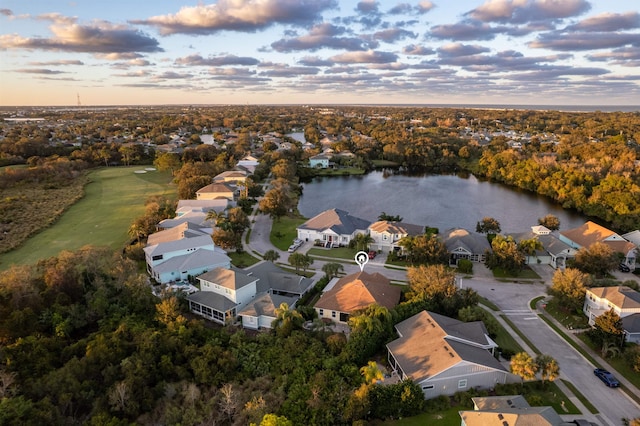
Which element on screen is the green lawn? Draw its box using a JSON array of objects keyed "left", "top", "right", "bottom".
[
  {"left": 227, "top": 251, "right": 262, "bottom": 268},
  {"left": 543, "top": 298, "right": 589, "bottom": 329},
  {"left": 307, "top": 246, "right": 359, "bottom": 261},
  {"left": 382, "top": 406, "right": 462, "bottom": 425},
  {"left": 1, "top": 166, "right": 176, "bottom": 269},
  {"left": 270, "top": 215, "right": 307, "bottom": 251},
  {"left": 492, "top": 267, "right": 541, "bottom": 280}
]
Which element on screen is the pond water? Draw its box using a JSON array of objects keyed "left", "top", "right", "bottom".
[{"left": 298, "top": 170, "right": 588, "bottom": 233}]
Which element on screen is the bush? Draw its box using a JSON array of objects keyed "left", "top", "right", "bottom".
[
  {"left": 458, "top": 259, "right": 473, "bottom": 274},
  {"left": 424, "top": 395, "right": 451, "bottom": 413}
]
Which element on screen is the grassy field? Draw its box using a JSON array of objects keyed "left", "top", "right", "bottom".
[
  {"left": 270, "top": 215, "right": 307, "bottom": 250},
  {"left": 1, "top": 166, "right": 176, "bottom": 270}
]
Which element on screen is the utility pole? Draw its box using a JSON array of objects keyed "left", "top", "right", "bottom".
[{"left": 77, "top": 93, "right": 81, "bottom": 107}]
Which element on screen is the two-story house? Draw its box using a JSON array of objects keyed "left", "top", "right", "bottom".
[
  {"left": 368, "top": 220, "right": 425, "bottom": 254},
  {"left": 143, "top": 222, "right": 231, "bottom": 284},
  {"left": 583, "top": 286, "right": 640, "bottom": 343},
  {"left": 195, "top": 182, "right": 236, "bottom": 201},
  {"left": 186, "top": 267, "right": 258, "bottom": 325}
]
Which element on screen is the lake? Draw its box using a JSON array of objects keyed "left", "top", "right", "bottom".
[{"left": 298, "top": 171, "right": 588, "bottom": 233}]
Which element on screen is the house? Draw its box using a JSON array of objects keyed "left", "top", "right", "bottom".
[
  {"left": 459, "top": 395, "right": 573, "bottom": 426},
  {"left": 237, "top": 292, "right": 298, "bottom": 330},
  {"left": 560, "top": 221, "right": 637, "bottom": 270},
  {"left": 442, "top": 228, "right": 492, "bottom": 265},
  {"left": 214, "top": 170, "right": 248, "bottom": 185},
  {"left": 187, "top": 267, "right": 258, "bottom": 325},
  {"left": 509, "top": 226, "right": 577, "bottom": 270},
  {"left": 143, "top": 223, "right": 231, "bottom": 284},
  {"left": 308, "top": 154, "right": 331, "bottom": 168},
  {"left": 368, "top": 221, "right": 425, "bottom": 254},
  {"left": 386, "top": 311, "right": 519, "bottom": 398},
  {"left": 583, "top": 286, "right": 640, "bottom": 343},
  {"left": 196, "top": 182, "right": 236, "bottom": 201},
  {"left": 297, "top": 208, "right": 371, "bottom": 248},
  {"left": 176, "top": 199, "right": 229, "bottom": 215},
  {"left": 314, "top": 271, "right": 401, "bottom": 324}
]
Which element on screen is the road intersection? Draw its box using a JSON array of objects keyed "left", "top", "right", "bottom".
[{"left": 243, "top": 211, "right": 640, "bottom": 425}]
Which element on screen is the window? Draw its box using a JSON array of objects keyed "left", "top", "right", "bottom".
[
  {"left": 332, "top": 311, "right": 336, "bottom": 318},
  {"left": 382, "top": 234, "right": 389, "bottom": 241},
  {"left": 458, "top": 379, "right": 467, "bottom": 389},
  {"left": 319, "top": 309, "right": 324, "bottom": 316},
  {"left": 152, "top": 255, "right": 163, "bottom": 261},
  {"left": 422, "top": 385, "right": 434, "bottom": 390}
]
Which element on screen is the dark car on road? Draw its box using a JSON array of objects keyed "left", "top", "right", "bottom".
[
  {"left": 594, "top": 368, "right": 620, "bottom": 387},
  {"left": 619, "top": 263, "right": 631, "bottom": 272}
]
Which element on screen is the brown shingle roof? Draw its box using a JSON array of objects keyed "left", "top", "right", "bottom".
[
  {"left": 196, "top": 182, "right": 234, "bottom": 194},
  {"left": 369, "top": 221, "right": 424, "bottom": 236},
  {"left": 560, "top": 221, "right": 636, "bottom": 254},
  {"left": 588, "top": 286, "right": 640, "bottom": 310},
  {"left": 314, "top": 271, "right": 400, "bottom": 313}
]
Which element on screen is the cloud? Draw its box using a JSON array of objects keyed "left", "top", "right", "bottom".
[
  {"left": 417, "top": 1, "right": 435, "bottom": 13},
  {"left": 430, "top": 21, "right": 500, "bottom": 40},
  {"left": 1, "top": 8, "right": 13, "bottom": 17},
  {"left": 356, "top": 0, "right": 380, "bottom": 15},
  {"left": 298, "top": 56, "right": 335, "bottom": 66},
  {"left": 330, "top": 50, "right": 398, "bottom": 63},
  {"left": 175, "top": 54, "right": 259, "bottom": 66},
  {"left": 0, "top": 21, "right": 162, "bottom": 54},
  {"left": 27, "top": 60, "right": 84, "bottom": 66},
  {"left": 567, "top": 12, "right": 640, "bottom": 32},
  {"left": 152, "top": 71, "right": 193, "bottom": 80},
  {"left": 132, "top": 0, "right": 337, "bottom": 35},
  {"left": 587, "top": 46, "right": 640, "bottom": 66},
  {"left": 467, "top": 0, "right": 591, "bottom": 24},
  {"left": 438, "top": 43, "right": 491, "bottom": 57},
  {"left": 14, "top": 68, "right": 67, "bottom": 74},
  {"left": 35, "top": 12, "right": 78, "bottom": 25},
  {"left": 373, "top": 28, "right": 417, "bottom": 43},
  {"left": 530, "top": 31, "right": 640, "bottom": 51},
  {"left": 388, "top": 3, "right": 412, "bottom": 15},
  {"left": 402, "top": 44, "right": 435, "bottom": 55},
  {"left": 112, "top": 70, "right": 153, "bottom": 78},
  {"left": 271, "top": 23, "right": 375, "bottom": 52},
  {"left": 259, "top": 64, "right": 320, "bottom": 77}
]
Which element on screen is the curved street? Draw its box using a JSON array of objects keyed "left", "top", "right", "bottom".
[{"left": 244, "top": 210, "right": 640, "bottom": 425}]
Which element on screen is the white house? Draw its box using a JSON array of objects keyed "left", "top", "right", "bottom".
[
  {"left": 387, "top": 311, "right": 519, "bottom": 398},
  {"left": 368, "top": 220, "right": 424, "bottom": 254},
  {"left": 308, "top": 154, "right": 330, "bottom": 168},
  {"left": 237, "top": 292, "right": 298, "bottom": 330},
  {"left": 442, "top": 228, "right": 492, "bottom": 265},
  {"left": 583, "top": 286, "right": 640, "bottom": 343},
  {"left": 297, "top": 208, "right": 371, "bottom": 248},
  {"left": 195, "top": 182, "right": 235, "bottom": 201},
  {"left": 509, "top": 226, "right": 577, "bottom": 270},
  {"left": 143, "top": 223, "right": 231, "bottom": 284},
  {"left": 187, "top": 267, "right": 258, "bottom": 325}
]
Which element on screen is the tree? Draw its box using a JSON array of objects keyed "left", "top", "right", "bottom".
[
  {"left": 263, "top": 250, "right": 280, "bottom": 263},
  {"left": 535, "top": 354, "right": 560, "bottom": 384},
  {"left": 485, "top": 235, "right": 525, "bottom": 274},
  {"left": 573, "top": 242, "right": 618, "bottom": 278},
  {"left": 321, "top": 262, "right": 343, "bottom": 279},
  {"left": 153, "top": 152, "right": 182, "bottom": 176},
  {"left": 510, "top": 352, "right": 538, "bottom": 381},
  {"left": 272, "top": 302, "right": 303, "bottom": 337},
  {"left": 360, "top": 361, "right": 384, "bottom": 385},
  {"left": 410, "top": 234, "right": 448, "bottom": 265},
  {"left": 476, "top": 217, "right": 501, "bottom": 234},
  {"left": 594, "top": 308, "right": 624, "bottom": 350},
  {"left": 351, "top": 232, "right": 374, "bottom": 252},
  {"left": 406, "top": 264, "right": 457, "bottom": 301},
  {"left": 155, "top": 296, "right": 187, "bottom": 331},
  {"left": 257, "top": 414, "right": 293, "bottom": 426},
  {"left": 517, "top": 237, "right": 543, "bottom": 262},
  {"left": 378, "top": 212, "right": 403, "bottom": 222},
  {"left": 538, "top": 214, "right": 560, "bottom": 231},
  {"left": 288, "top": 253, "right": 313, "bottom": 273},
  {"left": 549, "top": 268, "right": 589, "bottom": 312},
  {"left": 259, "top": 186, "right": 293, "bottom": 221}
]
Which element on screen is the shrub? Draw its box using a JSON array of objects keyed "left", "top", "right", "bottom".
[
  {"left": 424, "top": 395, "right": 451, "bottom": 412},
  {"left": 458, "top": 259, "right": 473, "bottom": 274}
]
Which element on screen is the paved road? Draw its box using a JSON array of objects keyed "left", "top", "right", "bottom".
[
  {"left": 463, "top": 265, "right": 640, "bottom": 426},
  {"left": 246, "top": 212, "right": 640, "bottom": 425}
]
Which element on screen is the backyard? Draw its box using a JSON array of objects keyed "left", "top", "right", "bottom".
[{"left": 1, "top": 166, "right": 176, "bottom": 270}]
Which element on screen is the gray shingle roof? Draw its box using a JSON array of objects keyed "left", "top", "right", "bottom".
[
  {"left": 442, "top": 228, "right": 491, "bottom": 254},
  {"left": 187, "top": 291, "right": 237, "bottom": 311},
  {"left": 197, "top": 267, "right": 257, "bottom": 290},
  {"left": 152, "top": 248, "right": 230, "bottom": 274},
  {"left": 298, "top": 208, "right": 371, "bottom": 235},
  {"left": 246, "top": 261, "right": 313, "bottom": 295}
]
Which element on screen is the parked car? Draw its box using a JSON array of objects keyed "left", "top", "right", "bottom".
[
  {"left": 618, "top": 263, "right": 631, "bottom": 273},
  {"left": 288, "top": 239, "right": 304, "bottom": 252},
  {"left": 368, "top": 250, "right": 377, "bottom": 259},
  {"left": 594, "top": 368, "right": 620, "bottom": 387}
]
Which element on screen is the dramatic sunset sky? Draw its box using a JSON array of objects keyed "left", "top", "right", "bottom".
[{"left": 1, "top": 0, "right": 639, "bottom": 106}]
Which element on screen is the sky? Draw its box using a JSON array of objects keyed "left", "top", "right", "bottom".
[{"left": 1, "top": 0, "right": 639, "bottom": 107}]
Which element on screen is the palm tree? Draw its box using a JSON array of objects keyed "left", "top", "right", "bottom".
[
  {"left": 360, "top": 361, "right": 384, "bottom": 385},
  {"left": 518, "top": 237, "right": 543, "bottom": 263},
  {"left": 353, "top": 232, "right": 375, "bottom": 252},
  {"left": 263, "top": 249, "right": 280, "bottom": 263},
  {"left": 272, "top": 302, "right": 303, "bottom": 337}
]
